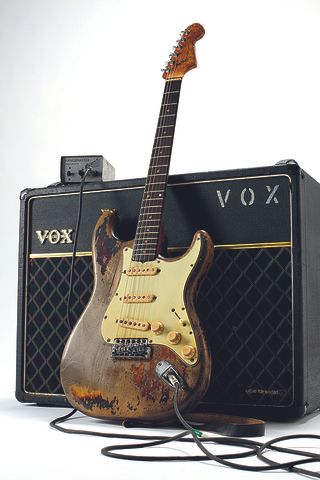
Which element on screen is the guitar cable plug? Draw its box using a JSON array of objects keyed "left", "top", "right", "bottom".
[{"left": 155, "top": 360, "right": 187, "bottom": 390}]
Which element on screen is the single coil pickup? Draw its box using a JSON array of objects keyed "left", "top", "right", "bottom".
[
  {"left": 123, "top": 293, "right": 156, "bottom": 304},
  {"left": 112, "top": 338, "right": 151, "bottom": 360},
  {"left": 125, "top": 266, "right": 160, "bottom": 276},
  {"left": 116, "top": 319, "right": 150, "bottom": 331}
]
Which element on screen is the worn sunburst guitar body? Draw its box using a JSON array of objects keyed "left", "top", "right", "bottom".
[{"left": 61, "top": 23, "right": 214, "bottom": 423}]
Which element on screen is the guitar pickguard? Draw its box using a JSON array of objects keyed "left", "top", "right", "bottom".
[{"left": 101, "top": 235, "right": 203, "bottom": 365}]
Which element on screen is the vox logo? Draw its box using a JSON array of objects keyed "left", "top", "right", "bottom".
[
  {"left": 216, "top": 184, "right": 280, "bottom": 208},
  {"left": 35, "top": 229, "right": 73, "bottom": 245}
]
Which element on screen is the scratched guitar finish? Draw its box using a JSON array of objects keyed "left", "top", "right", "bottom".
[{"left": 60, "top": 23, "right": 214, "bottom": 422}]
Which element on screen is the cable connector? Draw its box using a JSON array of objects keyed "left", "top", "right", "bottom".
[{"left": 155, "top": 360, "right": 187, "bottom": 390}]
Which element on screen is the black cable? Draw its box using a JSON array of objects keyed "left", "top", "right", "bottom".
[
  {"left": 66, "top": 167, "right": 91, "bottom": 329},
  {"left": 50, "top": 403, "right": 320, "bottom": 475},
  {"left": 50, "top": 408, "right": 258, "bottom": 461},
  {"left": 257, "top": 435, "right": 320, "bottom": 478},
  {"left": 171, "top": 384, "right": 320, "bottom": 475}
]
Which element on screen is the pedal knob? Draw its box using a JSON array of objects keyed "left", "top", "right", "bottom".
[
  {"left": 167, "top": 331, "right": 181, "bottom": 344},
  {"left": 151, "top": 322, "right": 164, "bottom": 335},
  {"left": 182, "top": 345, "right": 196, "bottom": 359}
]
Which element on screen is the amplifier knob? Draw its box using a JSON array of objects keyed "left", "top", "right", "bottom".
[
  {"left": 182, "top": 345, "right": 196, "bottom": 359},
  {"left": 167, "top": 331, "right": 181, "bottom": 344}
]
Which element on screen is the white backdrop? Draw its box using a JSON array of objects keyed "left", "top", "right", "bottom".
[{"left": 1, "top": 1, "right": 320, "bottom": 478}]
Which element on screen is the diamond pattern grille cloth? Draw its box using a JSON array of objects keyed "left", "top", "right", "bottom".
[{"left": 25, "top": 247, "right": 293, "bottom": 406}]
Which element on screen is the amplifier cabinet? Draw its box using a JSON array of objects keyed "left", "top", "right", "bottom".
[{"left": 16, "top": 163, "right": 320, "bottom": 420}]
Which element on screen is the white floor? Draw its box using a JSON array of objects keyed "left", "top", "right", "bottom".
[{"left": 2, "top": 396, "right": 320, "bottom": 480}]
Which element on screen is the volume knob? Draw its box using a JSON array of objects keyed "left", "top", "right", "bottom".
[
  {"left": 167, "top": 331, "right": 181, "bottom": 345},
  {"left": 182, "top": 345, "right": 196, "bottom": 359},
  {"left": 151, "top": 322, "right": 164, "bottom": 335}
]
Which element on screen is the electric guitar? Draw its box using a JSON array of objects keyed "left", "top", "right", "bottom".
[{"left": 61, "top": 23, "right": 214, "bottom": 423}]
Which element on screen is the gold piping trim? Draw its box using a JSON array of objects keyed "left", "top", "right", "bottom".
[
  {"left": 29, "top": 251, "right": 92, "bottom": 259},
  {"left": 29, "top": 241, "right": 292, "bottom": 259},
  {"left": 171, "top": 241, "right": 292, "bottom": 251}
]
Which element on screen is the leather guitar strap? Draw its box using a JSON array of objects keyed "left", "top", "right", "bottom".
[
  {"left": 184, "top": 411, "right": 265, "bottom": 437},
  {"left": 123, "top": 411, "right": 265, "bottom": 437}
]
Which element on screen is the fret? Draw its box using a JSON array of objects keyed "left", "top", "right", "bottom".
[
  {"left": 135, "top": 233, "right": 159, "bottom": 238},
  {"left": 133, "top": 245, "right": 159, "bottom": 251},
  {"left": 162, "top": 102, "right": 177, "bottom": 106},
  {"left": 134, "top": 240, "right": 158, "bottom": 245},
  {"left": 139, "top": 208, "right": 162, "bottom": 213},
  {"left": 163, "top": 90, "right": 180, "bottom": 94},
  {"left": 138, "top": 219, "right": 162, "bottom": 224},
  {"left": 136, "top": 227, "right": 159, "bottom": 231},
  {"left": 144, "top": 183, "right": 167, "bottom": 188},
  {"left": 140, "top": 206, "right": 162, "bottom": 210},
  {"left": 154, "top": 135, "right": 173, "bottom": 140},
  {"left": 150, "top": 155, "right": 170, "bottom": 159},
  {"left": 148, "top": 164, "right": 170, "bottom": 169},
  {"left": 152, "top": 145, "right": 171, "bottom": 150},
  {"left": 136, "top": 225, "right": 161, "bottom": 230},
  {"left": 143, "top": 189, "right": 164, "bottom": 193},
  {"left": 135, "top": 231, "right": 159, "bottom": 237},
  {"left": 137, "top": 218, "right": 161, "bottom": 224},
  {"left": 148, "top": 173, "right": 167, "bottom": 177},
  {"left": 159, "top": 113, "right": 176, "bottom": 117},
  {"left": 145, "top": 178, "right": 167, "bottom": 182},
  {"left": 141, "top": 196, "right": 164, "bottom": 202}
]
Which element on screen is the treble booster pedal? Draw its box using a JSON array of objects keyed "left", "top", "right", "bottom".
[{"left": 60, "top": 155, "right": 115, "bottom": 183}]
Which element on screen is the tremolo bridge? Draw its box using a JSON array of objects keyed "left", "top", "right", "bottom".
[{"left": 112, "top": 338, "right": 151, "bottom": 360}]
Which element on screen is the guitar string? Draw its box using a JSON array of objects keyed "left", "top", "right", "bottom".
[
  {"left": 139, "top": 44, "right": 183, "bottom": 350},
  {"left": 117, "top": 46, "right": 178, "bottom": 340},
  {"left": 116, "top": 34, "right": 184, "bottom": 349},
  {"left": 146, "top": 76, "right": 181, "bottom": 343},
  {"left": 136, "top": 55, "right": 182, "bottom": 348},
  {"left": 125, "top": 81, "right": 173, "bottom": 342}
]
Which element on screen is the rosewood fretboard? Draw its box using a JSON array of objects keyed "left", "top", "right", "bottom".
[{"left": 132, "top": 79, "right": 182, "bottom": 262}]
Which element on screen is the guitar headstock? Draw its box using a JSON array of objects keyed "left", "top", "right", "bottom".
[{"left": 162, "top": 23, "right": 205, "bottom": 81}]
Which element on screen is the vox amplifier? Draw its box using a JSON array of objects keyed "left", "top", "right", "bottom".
[{"left": 16, "top": 162, "right": 320, "bottom": 420}]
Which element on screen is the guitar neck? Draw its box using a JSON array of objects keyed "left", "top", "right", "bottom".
[{"left": 132, "top": 79, "right": 182, "bottom": 262}]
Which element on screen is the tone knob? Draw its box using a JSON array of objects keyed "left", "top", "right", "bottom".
[
  {"left": 151, "top": 322, "right": 164, "bottom": 335},
  {"left": 167, "top": 331, "right": 181, "bottom": 344},
  {"left": 182, "top": 345, "right": 196, "bottom": 359}
]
